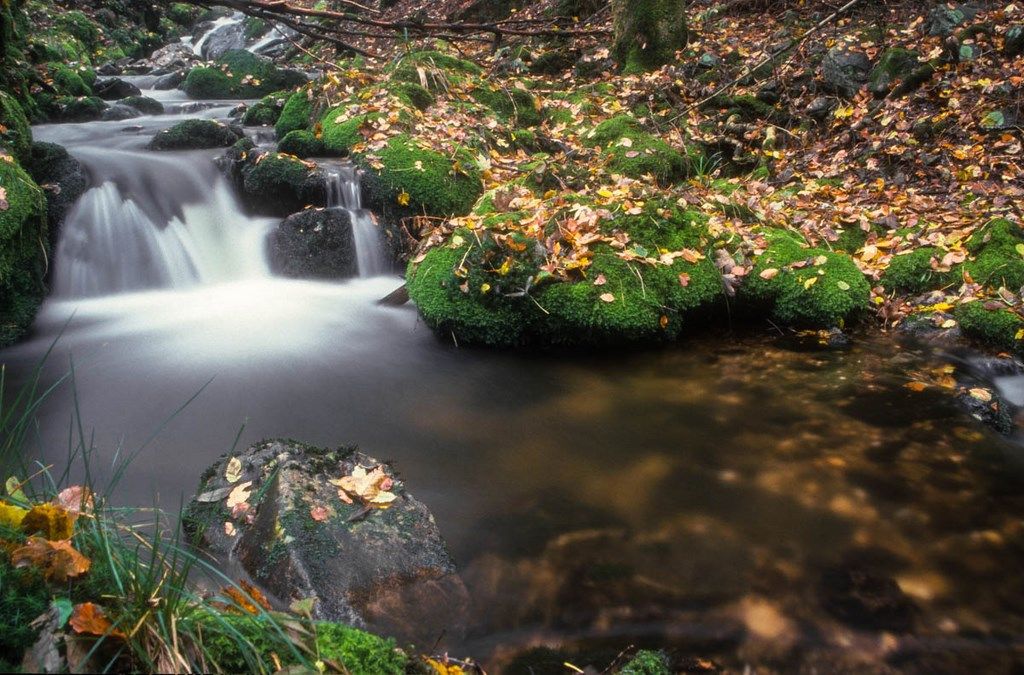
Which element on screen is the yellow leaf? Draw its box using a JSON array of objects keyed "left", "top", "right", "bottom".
[
  {"left": 225, "top": 457, "right": 243, "bottom": 484},
  {"left": 21, "top": 503, "right": 76, "bottom": 540},
  {"left": 599, "top": 293, "right": 616, "bottom": 302},
  {"left": 397, "top": 190, "right": 411, "bottom": 206},
  {"left": 226, "top": 481, "right": 252, "bottom": 509},
  {"left": 837, "top": 280, "right": 851, "bottom": 290},
  {"left": 480, "top": 283, "right": 491, "bottom": 294},
  {"left": 969, "top": 388, "right": 992, "bottom": 402},
  {"left": 834, "top": 105, "right": 855, "bottom": 119},
  {"left": 1015, "top": 328, "right": 1024, "bottom": 340},
  {"left": 0, "top": 502, "right": 28, "bottom": 529},
  {"left": 759, "top": 268, "right": 779, "bottom": 280},
  {"left": 941, "top": 319, "right": 957, "bottom": 329},
  {"left": 905, "top": 381, "right": 927, "bottom": 392},
  {"left": 803, "top": 276, "right": 818, "bottom": 289}
]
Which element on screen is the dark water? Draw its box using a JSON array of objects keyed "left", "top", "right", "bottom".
[{"left": 3, "top": 81, "right": 1024, "bottom": 672}]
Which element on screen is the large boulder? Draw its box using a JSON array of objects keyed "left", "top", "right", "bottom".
[
  {"left": 183, "top": 440, "right": 469, "bottom": 646},
  {"left": 148, "top": 119, "right": 242, "bottom": 150},
  {"left": 821, "top": 46, "right": 872, "bottom": 98},
  {"left": 100, "top": 103, "right": 141, "bottom": 121},
  {"left": 152, "top": 70, "right": 185, "bottom": 90},
  {"left": 200, "top": 21, "right": 246, "bottom": 60},
  {"left": 93, "top": 78, "right": 142, "bottom": 100},
  {"left": 184, "top": 50, "right": 307, "bottom": 100},
  {"left": 268, "top": 208, "right": 358, "bottom": 279},
  {"left": 238, "top": 151, "right": 325, "bottom": 216},
  {"left": 23, "top": 142, "right": 88, "bottom": 247}
]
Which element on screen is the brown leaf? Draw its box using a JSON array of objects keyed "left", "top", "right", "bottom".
[{"left": 70, "top": 602, "right": 123, "bottom": 638}]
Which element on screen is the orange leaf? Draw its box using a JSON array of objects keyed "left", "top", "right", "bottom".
[
  {"left": 70, "top": 602, "right": 123, "bottom": 638},
  {"left": 12, "top": 536, "right": 91, "bottom": 582}
]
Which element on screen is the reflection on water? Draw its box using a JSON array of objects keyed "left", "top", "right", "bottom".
[{"left": 6, "top": 302, "right": 1024, "bottom": 671}]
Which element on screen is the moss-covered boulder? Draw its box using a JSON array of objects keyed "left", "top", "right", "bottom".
[
  {"left": 44, "top": 96, "right": 108, "bottom": 123},
  {"left": 183, "top": 50, "right": 307, "bottom": 100},
  {"left": 241, "top": 91, "right": 288, "bottom": 126},
  {"left": 268, "top": 208, "right": 358, "bottom": 279},
  {"left": 277, "top": 129, "right": 325, "bottom": 158},
  {"left": 0, "top": 92, "right": 32, "bottom": 163},
  {"left": 0, "top": 157, "right": 48, "bottom": 347},
  {"left": 471, "top": 85, "right": 542, "bottom": 127},
  {"left": 868, "top": 48, "right": 920, "bottom": 97},
  {"left": 119, "top": 96, "right": 164, "bottom": 116},
  {"left": 583, "top": 115, "right": 692, "bottom": 182},
  {"left": 148, "top": 119, "right": 243, "bottom": 151},
  {"left": 184, "top": 439, "right": 469, "bottom": 647},
  {"left": 93, "top": 78, "right": 142, "bottom": 101},
  {"left": 275, "top": 89, "right": 314, "bottom": 137},
  {"left": 23, "top": 142, "right": 87, "bottom": 243},
  {"left": 612, "top": 0, "right": 689, "bottom": 72},
  {"left": 357, "top": 134, "right": 483, "bottom": 218},
  {"left": 741, "top": 230, "right": 871, "bottom": 328},
  {"left": 883, "top": 247, "right": 959, "bottom": 294},
  {"left": 240, "top": 152, "right": 324, "bottom": 216},
  {"left": 954, "top": 301, "right": 1024, "bottom": 353},
  {"left": 387, "top": 50, "right": 482, "bottom": 92},
  {"left": 964, "top": 218, "right": 1024, "bottom": 290},
  {"left": 408, "top": 201, "right": 725, "bottom": 347},
  {"left": 388, "top": 82, "right": 434, "bottom": 111},
  {"left": 320, "top": 109, "right": 378, "bottom": 156},
  {"left": 47, "top": 64, "right": 93, "bottom": 98}
]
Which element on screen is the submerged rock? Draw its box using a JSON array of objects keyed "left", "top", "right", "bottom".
[
  {"left": 268, "top": 208, "right": 358, "bottom": 279},
  {"left": 820, "top": 562, "right": 916, "bottom": 632},
  {"left": 184, "top": 440, "right": 469, "bottom": 646}
]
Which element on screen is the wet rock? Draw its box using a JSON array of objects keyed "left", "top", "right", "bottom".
[
  {"left": 138, "top": 43, "right": 198, "bottom": 75},
  {"left": 149, "top": 119, "right": 243, "bottom": 151},
  {"left": 819, "top": 563, "right": 917, "bottom": 632},
  {"left": 93, "top": 78, "right": 142, "bottom": 101},
  {"left": 821, "top": 47, "right": 872, "bottom": 98},
  {"left": 23, "top": 141, "right": 87, "bottom": 246},
  {"left": 95, "top": 62, "right": 121, "bottom": 77},
  {"left": 152, "top": 70, "right": 185, "bottom": 90},
  {"left": 806, "top": 96, "right": 836, "bottom": 122},
  {"left": 201, "top": 21, "right": 246, "bottom": 60},
  {"left": 924, "top": 5, "right": 973, "bottom": 37},
  {"left": 268, "top": 208, "right": 358, "bottom": 279},
  {"left": 238, "top": 151, "right": 326, "bottom": 216},
  {"left": 957, "top": 387, "right": 1013, "bottom": 435},
  {"left": 100, "top": 103, "right": 140, "bottom": 121},
  {"left": 184, "top": 439, "right": 469, "bottom": 646}
]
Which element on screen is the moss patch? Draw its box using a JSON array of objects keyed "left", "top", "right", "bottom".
[
  {"left": 471, "top": 85, "right": 542, "bottom": 127},
  {"left": 583, "top": 115, "right": 691, "bottom": 182},
  {"left": 955, "top": 301, "right": 1024, "bottom": 352},
  {"left": 242, "top": 91, "right": 288, "bottom": 126},
  {"left": 275, "top": 90, "right": 314, "bottom": 137},
  {"left": 149, "top": 119, "right": 241, "bottom": 150},
  {"left": 120, "top": 96, "right": 164, "bottom": 115},
  {"left": 883, "top": 247, "right": 958, "bottom": 294},
  {"left": 0, "top": 157, "right": 48, "bottom": 347},
  {"left": 320, "top": 109, "right": 378, "bottom": 155},
  {"left": 184, "top": 50, "right": 306, "bottom": 100},
  {"left": 278, "top": 130, "right": 325, "bottom": 158},
  {"left": 0, "top": 91, "right": 32, "bottom": 162},
  {"left": 242, "top": 152, "right": 320, "bottom": 216},
  {"left": 965, "top": 218, "right": 1024, "bottom": 290}
]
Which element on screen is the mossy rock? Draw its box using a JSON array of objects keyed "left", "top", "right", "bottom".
[
  {"left": 241, "top": 152, "right": 323, "bottom": 216},
  {"left": 167, "top": 3, "right": 201, "bottom": 26},
  {"left": 883, "top": 247, "right": 958, "bottom": 294},
  {"left": 701, "top": 94, "right": 789, "bottom": 124},
  {"left": 23, "top": 141, "right": 87, "bottom": 242},
  {"left": 583, "top": 115, "right": 692, "bottom": 182},
  {"left": 955, "top": 301, "right": 1024, "bottom": 352},
  {"left": 388, "top": 50, "right": 482, "bottom": 92},
  {"left": 119, "top": 95, "right": 164, "bottom": 115},
  {"left": 48, "top": 64, "right": 92, "bottom": 97},
  {"left": 242, "top": 91, "right": 289, "bottom": 126},
  {"left": 55, "top": 10, "right": 101, "bottom": 49},
  {"left": 965, "top": 218, "right": 1024, "bottom": 290},
  {"left": 471, "top": 85, "right": 542, "bottom": 127},
  {"left": 0, "top": 158, "right": 48, "bottom": 347},
  {"left": 149, "top": 119, "right": 242, "bottom": 150},
  {"left": 44, "top": 96, "right": 108, "bottom": 123},
  {"left": 742, "top": 230, "right": 871, "bottom": 328},
  {"left": 275, "top": 89, "right": 314, "bottom": 137},
  {"left": 868, "top": 48, "right": 920, "bottom": 97},
  {"left": 184, "top": 50, "right": 307, "bottom": 100},
  {"left": 0, "top": 92, "right": 32, "bottom": 163},
  {"left": 278, "top": 130, "right": 325, "bottom": 158},
  {"left": 320, "top": 109, "right": 378, "bottom": 155},
  {"left": 357, "top": 134, "right": 483, "bottom": 218}
]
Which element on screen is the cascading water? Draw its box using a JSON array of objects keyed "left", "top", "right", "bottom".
[{"left": 323, "top": 164, "right": 388, "bottom": 278}]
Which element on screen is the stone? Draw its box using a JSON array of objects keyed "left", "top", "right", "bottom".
[
  {"left": 184, "top": 440, "right": 469, "bottom": 646},
  {"left": 268, "top": 208, "right": 358, "bottom": 279},
  {"left": 1005, "top": 25, "right": 1024, "bottom": 57},
  {"left": 821, "top": 47, "right": 872, "bottom": 98},
  {"left": 924, "top": 4, "right": 972, "bottom": 37},
  {"left": 152, "top": 70, "right": 185, "bottom": 90},
  {"left": 93, "top": 78, "right": 142, "bottom": 101},
  {"left": 100, "top": 103, "right": 140, "bottom": 121},
  {"left": 201, "top": 21, "right": 246, "bottom": 60},
  {"left": 23, "top": 141, "right": 87, "bottom": 246},
  {"left": 819, "top": 562, "right": 917, "bottom": 632}
]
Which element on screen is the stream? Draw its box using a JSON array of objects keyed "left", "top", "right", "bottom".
[{"left": 3, "top": 75, "right": 1024, "bottom": 671}]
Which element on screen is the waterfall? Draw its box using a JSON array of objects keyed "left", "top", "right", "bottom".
[
  {"left": 52, "top": 148, "right": 274, "bottom": 298},
  {"left": 323, "top": 164, "right": 388, "bottom": 278}
]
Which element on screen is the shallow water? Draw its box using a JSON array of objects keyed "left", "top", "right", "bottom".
[{"left": 4, "top": 85, "right": 1024, "bottom": 672}]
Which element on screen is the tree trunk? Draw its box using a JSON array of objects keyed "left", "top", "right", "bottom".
[{"left": 612, "top": 0, "right": 688, "bottom": 72}]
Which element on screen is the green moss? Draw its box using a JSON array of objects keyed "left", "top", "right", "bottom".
[
  {"left": 167, "top": 3, "right": 200, "bottom": 26},
  {"left": 884, "top": 247, "right": 958, "bottom": 294},
  {"left": 584, "top": 115, "right": 690, "bottom": 182},
  {"left": 832, "top": 226, "right": 868, "bottom": 253},
  {"left": 55, "top": 10, "right": 100, "bottom": 49},
  {"left": 0, "top": 555, "right": 50, "bottom": 658},
  {"left": 120, "top": 96, "right": 164, "bottom": 115},
  {"left": 242, "top": 91, "right": 288, "bottom": 126},
  {"left": 388, "top": 50, "right": 482, "bottom": 92},
  {"left": 702, "top": 94, "right": 787, "bottom": 123},
  {"left": 868, "top": 48, "right": 919, "bottom": 96},
  {"left": 49, "top": 64, "right": 91, "bottom": 97},
  {"left": 0, "top": 159, "right": 48, "bottom": 347},
  {"left": 275, "top": 89, "right": 314, "bottom": 137},
  {"left": 50, "top": 96, "right": 107, "bottom": 122},
  {"left": 612, "top": 0, "right": 689, "bottom": 72},
  {"left": 360, "top": 134, "right": 483, "bottom": 217},
  {"left": 321, "top": 109, "right": 377, "bottom": 155},
  {"left": 388, "top": 81, "right": 434, "bottom": 111},
  {"left": 742, "top": 230, "right": 871, "bottom": 327},
  {"left": 313, "top": 622, "right": 404, "bottom": 674},
  {"left": 278, "top": 129, "right": 325, "bottom": 158},
  {"left": 621, "top": 650, "right": 671, "bottom": 675},
  {"left": 243, "top": 16, "right": 269, "bottom": 40},
  {"left": 471, "top": 86, "right": 542, "bottom": 127},
  {"left": 965, "top": 218, "right": 1024, "bottom": 290},
  {"left": 0, "top": 92, "right": 32, "bottom": 162},
  {"left": 184, "top": 51, "right": 307, "bottom": 100},
  {"left": 242, "top": 152, "right": 316, "bottom": 216},
  {"left": 955, "top": 301, "right": 1024, "bottom": 352},
  {"left": 149, "top": 119, "right": 240, "bottom": 150}
]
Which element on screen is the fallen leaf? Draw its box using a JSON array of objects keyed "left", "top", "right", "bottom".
[
  {"left": 225, "top": 457, "right": 243, "bottom": 484},
  {"left": 759, "top": 268, "right": 779, "bottom": 280},
  {"left": 905, "top": 381, "right": 927, "bottom": 392},
  {"left": 593, "top": 274, "right": 607, "bottom": 286},
  {"left": 55, "top": 486, "right": 94, "bottom": 516},
  {"left": 599, "top": 293, "right": 615, "bottom": 302},
  {"left": 13, "top": 537, "right": 91, "bottom": 582},
  {"left": 226, "top": 481, "right": 253, "bottom": 509},
  {"left": 969, "top": 388, "right": 992, "bottom": 402},
  {"left": 678, "top": 272, "right": 690, "bottom": 287},
  {"left": 310, "top": 505, "right": 329, "bottom": 522}
]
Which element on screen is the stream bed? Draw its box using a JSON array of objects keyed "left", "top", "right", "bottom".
[{"left": 3, "top": 81, "right": 1024, "bottom": 672}]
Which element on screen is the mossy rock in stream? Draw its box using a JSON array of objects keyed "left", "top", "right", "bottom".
[
  {"left": 582, "top": 115, "right": 695, "bottom": 182},
  {"left": 320, "top": 109, "right": 379, "bottom": 156},
  {"left": 39, "top": 96, "right": 108, "bottom": 123},
  {"left": 240, "top": 152, "right": 324, "bottom": 217},
  {"left": 149, "top": 119, "right": 243, "bottom": 150},
  {"left": 277, "top": 129, "right": 325, "bottom": 158},
  {"left": 118, "top": 95, "right": 164, "bottom": 116},
  {"left": 275, "top": 89, "right": 314, "bottom": 137},
  {"left": 184, "top": 50, "right": 307, "bottom": 100},
  {"left": 964, "top": 218, "right": 1024, "bottom": 291},
  {"left": 242, "top": 91, "right": 289, "bottom": 126},
  {"left": 741, "top": 229, "right": 871, "bottom": 328},
  {"left": 357, "top": 134, "right": 483, "bottom": 218},
  {"left": 954, "top": 301, "right": 1024, "bottom": 353},
  {"left": 407, "top": 201, "right": 724, "bottom": 347},
  {"left": 46, "top": 63, "right": 93, "bottom": 98},
  {"left": 0, "top": 158, "right": 48, "bottom": 347},
  {"left": 197, "top": 613, "right": 406, "bottom": 675},
  {"left": 883, "top": 247, "right": 960, "bottom": 294},
  {"left": 23, "top": 141, "right": 87, "bottom": 242},
  {"left": 0, "top": 91, "right": 32, "bottom": 163}
]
